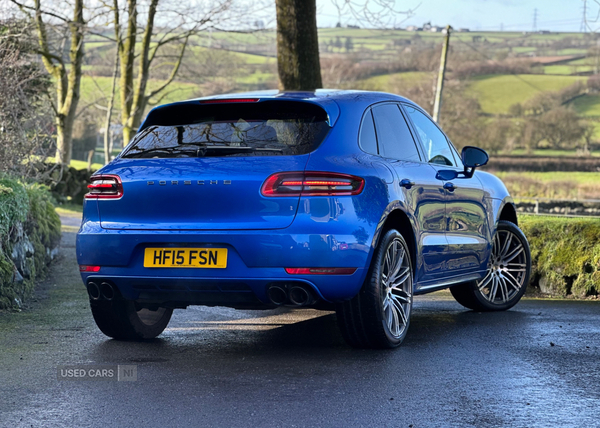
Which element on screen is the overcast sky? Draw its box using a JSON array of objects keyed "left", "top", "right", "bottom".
[{"left": 316, "top": 0, "right": 589, "bottom": 32}]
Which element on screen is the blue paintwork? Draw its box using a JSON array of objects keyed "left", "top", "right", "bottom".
[{"left": 77, "top": 90, "right": 518, "bottom": 307}]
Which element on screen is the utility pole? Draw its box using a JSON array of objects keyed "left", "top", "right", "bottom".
[
  {"left": 532, "top": 8, "right": 538, "bottom": 32},
  {"left": 432, "top": 25, "right": 451, "bottom": 124},
  {"left": 581, "top": 0, "right": 587, "bottom": 33}
]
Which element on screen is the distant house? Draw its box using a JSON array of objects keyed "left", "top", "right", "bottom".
[
  {"left": 406, "top": 25, "right": 420, "bottom": 31},
  {"left": 430, "top": 26, "right": 443, "bottom": 32},
  {"left": 458, "top": 28, "right": 470, "bottom": 32},
  {"left": 347, "top": 24, "right": 360, "bottom": 29}
]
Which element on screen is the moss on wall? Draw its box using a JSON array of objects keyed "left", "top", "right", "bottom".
[
  {"left": 521, "top": 215, "right": 600, "bottom": 297},
  {"left": 0, "top": 179, "right": 61, "bottom": 309}
]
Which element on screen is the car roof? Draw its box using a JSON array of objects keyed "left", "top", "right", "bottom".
[{"left": 140, "top": 90, "right": 418, "bottom": 130}]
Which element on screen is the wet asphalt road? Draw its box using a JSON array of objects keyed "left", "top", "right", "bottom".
[{"left": 1, "top": 227, "right": 599, "bottom": 427}]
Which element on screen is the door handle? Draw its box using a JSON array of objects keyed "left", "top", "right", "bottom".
[
  {"left": 443, "top": 182, "right": 456, "bottom": 192},
  {"left": 400, "top": 178, "right": 415, "bottom": 189}
]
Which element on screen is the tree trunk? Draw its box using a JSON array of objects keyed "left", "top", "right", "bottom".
[
  {"left": 55, "top": 115, "right": 73, "bottom": 164},
  {"left": 119, "top": 0, "right": 137, "bottom": 145},
  {"left": 275, "top": 0, "right": 322, "bottom": 91},
  {"left": 31, "top": 0, "right": 83, "bottom": 165}
]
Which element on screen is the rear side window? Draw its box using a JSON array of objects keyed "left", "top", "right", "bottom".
[
  {"left": 371, "top": 103, "right": 421, "bottom": 162},
  {"left": 404, "top": 105, "right": 456, "bottom": 167},
  {"left": 122, "top": 101, "right": 330, "bottom": 158},
  {"left": 359, "top": 109, "right": 378, "bottom": 155}
]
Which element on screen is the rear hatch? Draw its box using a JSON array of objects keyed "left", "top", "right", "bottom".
[{"left": 92, "top": 100, "right": 330, "bottom": 231}]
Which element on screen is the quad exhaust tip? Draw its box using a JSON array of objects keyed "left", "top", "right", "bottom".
[
  {"left": 267, "top": 285, "right": 287, "bottom": 306},
  {"left": 289, "top": 286, "right": 311, "bottom": 306},
  {"left": 87, "top": 281, "right": 116, "bottom": 301},
  {"left": 267, "top": 284, "right": 315, "bottom": 307},
  {"left": 100, "top": 282, "right": 115, "bottom": 300},
  {"left": 88, "top": 282, "right": 101, "bottom": 300}
]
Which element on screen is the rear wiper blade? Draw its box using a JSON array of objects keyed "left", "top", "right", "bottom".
[
  {"left": 122, "top": 146, "right": 197, "bottom": 158},
  {"left": 123, "top": 144, "right": 284, "bottom": 158}
]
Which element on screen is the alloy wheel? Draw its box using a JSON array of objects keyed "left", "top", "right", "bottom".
[
  {"left": 478, "top": 229, "right": 528, "bottom": 304},
  {"left": 381, "top": 238, "right": 413, "bottom": 338}
]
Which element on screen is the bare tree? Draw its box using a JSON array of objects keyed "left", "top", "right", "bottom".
[
  {"left": 0, "top": 20, "right": 53, "bottom": 177},
  {"left": 330, "top": 0, "right": 418, "bottom": 29},
  {"left": 9, "top": 0, "right": 85, "bottom": 165},
  {"left": 110, "top": 0, "right": 233, "bottom": 144}
]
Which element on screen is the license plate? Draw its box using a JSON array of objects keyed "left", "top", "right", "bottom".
[{"left": 144, "top": 248, "right": 227, "bottom": 268}]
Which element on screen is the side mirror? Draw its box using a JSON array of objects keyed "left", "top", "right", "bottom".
[
  {"left": 461, "top": 146, "right": 489, "bottom": 169},
  {"left": 435, "top": 147, "right": 489, "bottom": 181}
]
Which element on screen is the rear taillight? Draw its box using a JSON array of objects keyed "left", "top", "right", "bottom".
[
  {"left": 261, "top": 172, "right": 364, "bottom": 197},
  {"left": 85, "top": 175, "right": 123, "bottom": 199}
]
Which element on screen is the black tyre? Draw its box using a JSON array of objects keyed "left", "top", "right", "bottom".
[
  {"left": 91, "top": 301, "right": 173, "bottom": 340},
  {"left": 336, "top": 229, "right": 414, "bottom": 349},
  {"left": 451, "top": 220, "right": 531, "bottom": 312}
]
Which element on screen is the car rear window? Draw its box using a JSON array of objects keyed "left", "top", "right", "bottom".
[{"left": 121, "top": 101, "right": 330, "bottom": 158}]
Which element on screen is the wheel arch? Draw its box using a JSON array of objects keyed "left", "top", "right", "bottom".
[
  {"left": 372, "top": 208, "right": 418, "bottom": 275},
  {"left": 498, "top": 200, "right": 518, "bottom": 227}
]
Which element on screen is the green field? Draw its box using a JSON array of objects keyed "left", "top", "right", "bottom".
[
  {"left": 493, "top": 171, "right": 600, "bottom": 199},
  {"left": 467, "top": 74, "right": 587, "bottom": 114},
  {"left": 494, "top": 171, "right": 600, "bottom": 184},
  {"left": 80, "top": 76, "right": 202, "bottom": 108}
]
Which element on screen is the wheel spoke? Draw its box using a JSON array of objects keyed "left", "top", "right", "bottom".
[
  {"left": 503, "top": 270, "right": 522, "bottom": 291},
  {"left": 499, "top": 232, "right": 513, "bottom": 258},
  {"left": 488, "top": 277, "right": 499, "bottom": 302},
  {"left": 388, "top": 244, "right": 405, "bottom": 284},
  {"left": 390, "top": 267, "right": 410, "bottom": 288},
  {"left": 391, "top": 288, "right": 410, "bottom": 303},
  {"left": 478, "top": 270, "right": 493, "bottom": 291},
  {"left": 391, "top": 303, "right": 400, "bottom": 336},
  {"left": 503, "top": 244, "right": 524, "bottom": 263},
  {"left": 392, "top": 298, "right": 408, "bottom": 326},
  {"left": 499, "top": 277, "right": 508, "bottom": 303}
]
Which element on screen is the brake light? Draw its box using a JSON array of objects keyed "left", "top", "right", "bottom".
[
  {"left": 85, "top": 175, "right": 123, "bottom": 199},
  {"left": 199, "top": 98, "right": 259, "bottom": 104},
  {"left": 262, "top": 172, "right": 364, "bottom": 197},
  {"left": 285, "top": 268, "right": 357, "bottom": 275}
]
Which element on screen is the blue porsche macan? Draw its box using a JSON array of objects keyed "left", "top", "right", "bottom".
[{"left": 77, "top": 90, "right": 532, "bottom": 348}]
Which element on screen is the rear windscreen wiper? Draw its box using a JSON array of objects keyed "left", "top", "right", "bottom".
[
  {"left": 122, "top": 144, "right": 284, "bottom": 158},
  {"left": 197, "top": 146, "right": 284, "bottom": 156},
  {"left": 122, "top": 146, "right": 197, "bottom": 158}
]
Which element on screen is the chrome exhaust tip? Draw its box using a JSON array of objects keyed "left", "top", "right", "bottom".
[
  {"left": 87, "top": 282, "right": 101, "bottom": 300},
  {"left": 267, "top": 285, "right": 287, "bottom": 306}
]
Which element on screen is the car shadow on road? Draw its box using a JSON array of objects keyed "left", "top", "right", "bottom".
[{"left": 87, "top": 304, "right": 531, "bottom": 369}]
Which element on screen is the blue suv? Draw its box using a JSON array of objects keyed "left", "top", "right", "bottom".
[{"left": 77, "top": 90, "right": 531, "bottom": 348}]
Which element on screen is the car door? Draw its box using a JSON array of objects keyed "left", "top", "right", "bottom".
[
  {"left": 369, "top": 103, "right": 448, "bottom": 282},
  {"left": 402, "top": 104, "right": 488, "bottom": 274}
]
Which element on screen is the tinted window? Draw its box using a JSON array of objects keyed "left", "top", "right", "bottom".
[
  {"left": 359, "top": 109, "right": 378, "bottom": 155},
  {"left": 122, "top": 101, "right": 330, "bottom": 158},
  {"left": 404, "top": 105, "right": 455, "bottom": 166},
  {"left": 371, "top": 104, "right": 420, "bottom": 162}
]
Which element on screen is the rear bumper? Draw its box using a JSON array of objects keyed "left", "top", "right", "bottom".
[{"left": 77, "top": 220, "right": 373, "bottom": 305}]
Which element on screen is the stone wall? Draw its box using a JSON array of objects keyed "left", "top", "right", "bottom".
[{"left": 0, "top": 182, "right": 61, "bottom": 309}]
